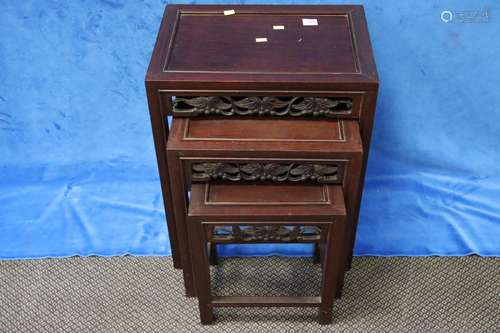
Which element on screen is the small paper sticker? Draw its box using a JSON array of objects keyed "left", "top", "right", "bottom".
[
  {"left": 224, "top": 9, "right": 235, "bottom": 16},
  {"left": 273, "top": 25, "right": 285, "bottom": 30},
  {"left": 302, "top": 18, "right": 318, "bottom": 26},
  {"left": 255, "top": 37, "right": 268, "bottom": 43}
]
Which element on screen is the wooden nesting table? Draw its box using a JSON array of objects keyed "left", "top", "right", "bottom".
[{"left": 145, "top": 4, "right": 378, "bottom": 321}]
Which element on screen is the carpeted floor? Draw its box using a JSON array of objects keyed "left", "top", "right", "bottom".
[{"left": 0, "top": 256, "right": 498, "bottom": 332}]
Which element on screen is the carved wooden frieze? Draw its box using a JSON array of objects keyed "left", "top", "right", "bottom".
[
  {"left": 172, "top": 96, "right": 353, "bottom": 118},
  {"left": 210, "top": 225, "right": 322, "bottom": 243},
  {"left": 191, "top": 162, "right": 340, "bottom": 183}
]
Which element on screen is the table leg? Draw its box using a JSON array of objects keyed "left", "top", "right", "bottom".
[
  {"left": 337, "top": 155, "right": 363, "bottom": 294},
  {"left": 146, "top": 88, "right": 182, "bottom": 269},
  {"left": 167, "top": 151, "right": 196, "bottom": 296},
  {"left": 319, "top": 219, "right": 344, "bottom": 324},
  {"left": 187, "top": 219, "right": 214, "bottom": 324}
]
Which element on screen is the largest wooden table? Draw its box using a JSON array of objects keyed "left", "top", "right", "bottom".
[{"left": 145, "top": 4, "right": 378, "bottom": 295}]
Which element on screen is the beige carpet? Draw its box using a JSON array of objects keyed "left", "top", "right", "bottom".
[{"left": 0, "top": 256, "right": 498, "bottom": 332}]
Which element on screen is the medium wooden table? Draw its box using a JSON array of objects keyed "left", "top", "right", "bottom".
[{"left": 145, "top": 4, "right": 378, "bottom": 296}]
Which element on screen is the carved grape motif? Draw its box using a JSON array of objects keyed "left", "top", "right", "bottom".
[{"left": 173, "top": 96, "right": 352, "bottom": 117}]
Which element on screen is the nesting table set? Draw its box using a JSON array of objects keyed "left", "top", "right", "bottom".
[{"left": 145, "top": 4, "right": 378, "bottom": 324}]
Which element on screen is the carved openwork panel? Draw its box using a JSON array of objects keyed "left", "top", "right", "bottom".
[
  {"left": 191, "top": 162, "right": 341, "bottom": 184},
  {"left": 172, "top": 96, "right": 353, "bottom": 118},
  {"left": 209, "top": 225, "right": 323, "bottom": 243}
]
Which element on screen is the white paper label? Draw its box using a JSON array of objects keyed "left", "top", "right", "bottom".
[
  {"left": 302, "top": 18, "right": 318, "bottom": 26},
  {"left": 255, "top": 37, "right": 268, "bottom": 43},
  {"left": 273, "top": 25, "right": 285, "bottom": 30},
  {"left": 224, "top": 9, "right": 235, "bottom": 16}
]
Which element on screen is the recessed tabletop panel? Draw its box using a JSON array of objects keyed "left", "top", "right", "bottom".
[
  {"left": 165, "top": 13, "right": 358, "bottom": 74},
  {"left": 167, "top": 118, "right": 362, "bottom": 155},
  {"left": 184, "top": 118, "right": 345, "bottom": 142},
  {"left": 146, "top": 5, "right": 378, "bottom": 91}
]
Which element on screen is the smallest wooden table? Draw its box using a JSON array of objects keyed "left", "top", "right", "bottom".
[{"left": 188, "top": 182, "right": 347, "bottom": 324}]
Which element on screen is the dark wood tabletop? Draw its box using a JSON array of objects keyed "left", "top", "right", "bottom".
[{"left": 146, "top": 5, "right": 378, "bottom": 91}]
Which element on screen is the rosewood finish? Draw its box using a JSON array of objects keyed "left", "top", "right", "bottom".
[
  {"left": 210, "top": 225, "right": 323, "bottom": 243},
  {"left": 172, "top": 96, "right": 353, "bottom": 117},
  {"left": 167, "top": 116, "right": 363, "bottom": 296},
  {"left": 145, "top": 4, "right": 378, "bottom": 306},
  {"left": 192, "top": 162, "right": 341, "bottom": 183},
  {"left": 187, "top": 182, "right": 347, "bottom": 324}
]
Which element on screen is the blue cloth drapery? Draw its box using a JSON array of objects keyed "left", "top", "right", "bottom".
[{"left": 1, "top": 1, "right": 499, "bottom": 259}]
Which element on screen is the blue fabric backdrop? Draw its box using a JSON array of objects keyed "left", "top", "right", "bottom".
[{"left": 1, "top": 1, "right": 499, "bottom": 259}]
